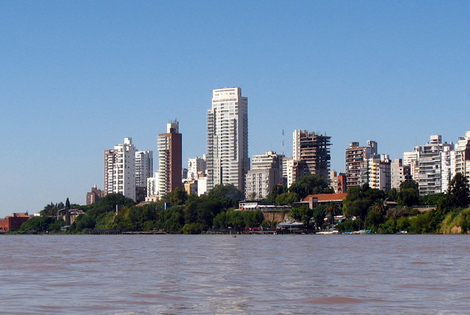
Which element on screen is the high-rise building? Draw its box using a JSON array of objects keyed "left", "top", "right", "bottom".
[
  {"left": 245, "top": 151, "right": 283, "bottom": 200},
  {"left": 206, "top": 87, "right": 249, "bottom": 192},
  {"left": 282, "top": 157, "right": 295, "bottom": 188},
  {"left": 187, "top": 156, "right": 206, "bottom": 180},
  {"left": 104, "top": 137, "right": 136, "bottom": 201},
  {"left": 403, "top": 150, "right": 420, "bottom": 181},
  {"left": 158, "top": 121, "right": 183, "bottom": 196},
  {"left": 451, "top": 131, "right": 470, "bottom": 180},
  {"left": 345, "top": 141, "right": 378, "bottom": 188},
  {"left": 135, "top": 150, "right": 153, "bottom": 187},
  {"left": 391, "top": 158, "right": 412, "bottom": 190},
  {"left": 365, "top": 154, "right": 391, "bottom": 191},
  {"left": 404, "top": 135, "right": 453, "bottom": 196},
  {"left": 292, "top": 130, "right": 331, "bottom": 181}
]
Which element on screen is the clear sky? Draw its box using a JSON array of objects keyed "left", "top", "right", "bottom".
[{"left": 1, "top": 1, "right": 469, "bottom": 217}]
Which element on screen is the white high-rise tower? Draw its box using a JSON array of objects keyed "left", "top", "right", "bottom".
[
  {"left": 104, "top": 137, "right": 136, "bottom": 201},
  {"left": 206, "top": 87, "right": 249, "bottom": 192}
]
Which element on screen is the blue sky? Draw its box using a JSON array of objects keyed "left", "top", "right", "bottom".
[{"left": 1, "top": 1, "right": 469, "bottom": 216}]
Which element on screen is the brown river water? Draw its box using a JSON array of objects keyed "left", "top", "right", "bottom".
[{"left": 1, "top": 234, "right": 470, "bottom": 314}]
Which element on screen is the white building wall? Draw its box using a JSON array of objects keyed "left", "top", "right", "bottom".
[
  {"left": 106, "top": 137, "right": 136, "bottom": 201},
  {"left": 206, "top": 87, "right": 249, "bottom": 192},
  {"left": 135, "top": 150, "right": 153, "bottom": 187}
]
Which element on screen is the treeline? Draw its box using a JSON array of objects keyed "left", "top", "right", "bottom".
[
  {"left": 18, "top": 173, "right": 470, "bottom": 234},
  {"left": 337, "top": 173, "right": 470, "bottom": 234},
  {"left": 20, "top": 184, "right": 270, "bottom": 234}
]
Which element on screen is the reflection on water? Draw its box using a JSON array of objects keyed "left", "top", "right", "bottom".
[{"left": 2, "top": 234, "right": 470, "bottom": 314}]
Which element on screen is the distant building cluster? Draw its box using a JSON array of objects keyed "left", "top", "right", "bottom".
[{"left": 84, "top": 87, "right": 470, "bottom": 205}]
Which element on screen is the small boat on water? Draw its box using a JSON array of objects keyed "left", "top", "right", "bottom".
[{"left": 316, "top": 230, "right": 339, "bottom": 235}]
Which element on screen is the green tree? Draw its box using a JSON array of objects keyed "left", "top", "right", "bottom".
[
  {"left": 242, "top": 210, "right": 264, "bottom": 228},
  {"left": 208, "top": 184, "right": 244, "bottom": 210},
  {"left": 163, "top": 188, "right": 188, "bottom": 207},
  {"left": 275, "top": 192, "right": 300, "bottom": 205},
  {"left": 343, "top": 184, "right": 386, "bottom": 221},
  {"left": 289, "top": 174, "right": 333, "bottom": 199},
  {"left": 290, "top": 205, "right": 313, "bottom": 225},
  {"left": 365, "top": 209, "right": 384, "bottom": 231},
  {"left": 20, "top": 216, "right": 55, "bottom": 232},
  {"left": 74, "top": 215, "right": 96, "bottom": 231},
  {"left": 265, "top": 184, "right": 288, "bottom": 203},
  {"left": 400, "top": 180, "right": 419, "bottom": 191},
  {"left": 448, "top": 173, "right": 470, "bottom": 208},
  {"left": 312, "top": 204, "right": 328, "bottom": 229},
  {"left": 397, "top": 188, "right": 419, "bottom": 207}
]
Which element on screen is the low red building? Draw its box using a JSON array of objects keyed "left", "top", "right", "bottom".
[
  {"left": 303, "top": 193, "right": 348, "bottom": 209},
  {"left": 0, "top": 213, "right": 30, "bottom": 232}
]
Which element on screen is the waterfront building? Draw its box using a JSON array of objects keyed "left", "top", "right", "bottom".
[
  {"left": 366, "top": 154, "right": 391, "bottom": 191},
  {"left": 0, "top": 213, "right": 30, "bottom": 232},
  {"left": 330, "top": 171, "right": 347, "bottom": 194},
  {"left": 345, "top": 141, "right": 378, "bottom": 188},
  {"left": 283, "top": 157, "right": 295, "bottom": 188},
  {"left": 451, "top": 131, "right": 470, "bottom": 180},
  {"left": 157, "top": 121, "right": 183, "bottom": 196},
  {"left": 184, "top": 179, "right": 198, "bottom": 196},
  {"left": 404, "top": 135, "right": 454, "bottom": 196},
  {"left": 104, "top": 137, "right": 136, "bottom": 201},
  {"left": 187, "top": 156, "right": 206, "bottom": 180},
  {"left": 197, "top": 172, "right": 208, "bottom": 196},
  {"left": 146, "top": 171, "right": 159, "bottom": 201},
  {"left": 206, "top": 87, "right": 249, "bottom": 192},
  {"left": 403, "top": 150, "right": 420, "bottom": 181},
  {"left": 245, "top": 151, "right": 284, "bottom": 200},
  {"left": 135, "top": 150, "right": 153, "bottom": 187},
  {"left": 391, "top": 158, "right": 412, "bottom": 190},
  {"left": 86, "top": 185, "right": 106, "bottom": 205},
  {"left": 292, "top": 130, "right": 331, "bottom": 181}
]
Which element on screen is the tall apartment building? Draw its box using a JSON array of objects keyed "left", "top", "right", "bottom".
[
  {"left": 451, "top": 131, "right": 470, "bottom": 180},
  {"left": 146, "top": 171, "right": 159, "bottom": 201},
  {"left": 206, "top": 87, "right": 249, "bottom": 192},
  {"left": 292, "top": 130, "right": 331, "bottom": 182},
  {"left": 365, "top": 154, "right": 391, "bottom": 191},
  {"left": 391, "top": 158, "right": 412, "bottom": 190},
  {"left": 135, "top": 150, "right": 153, "bottom": 187},
  {"left": 245, "top": 151, "right": 283, "bottom": 200},
  {"left": 283, "top": 157, "right": 295, "bottom": 188},
  {"left": 104, "top": 137, "right": 136, "bottom": 201},
  {"left": 404, "top": 135, "right": 453, "bottom": 196},
  {"left": 403, "top": 150, "right": 420, "bottom": 181},
  {"left": 187, "top": 156, "right": 206, "bottom": 180},
  {"left": 330, "top": 171, "right": 347, "bottom": 194},
  {"left": 157, "top": 121, "right": 183, "bottom": 196},
  {"left": 345, "top": 141, "right": 378, "bottom": 188}
]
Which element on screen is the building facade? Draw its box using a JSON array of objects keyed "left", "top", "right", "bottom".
[
  {"left": 404, "top": 135, "right": 454, "bottom": 196},
  {"left": 206, "top": 87, "right": 249, "bottom": 192},
  {"left": 345, "top": 141, "right": 378, "bottom": 188},
  {"left": 391, "top": 158, "right": 412, "bottom": 190},
  {"left": 187, "top": 156, "right": 206, "bottom": 180},
  {"left": 157, "top": 121, "right": 183, "bottom": 196},
  {"left": 292, "top": 130, "right": 331, "bottom": 181},
  {"left": 104, "top": 137, "right": 136, "bottom": 201},
  {"left": 365, "top": 154, "right": 391, "bottom": 191},
  {"left": 86, "top": 185, "right": 106, "bottom": 205},
  {"left": 135, "top": 150, "right": 153, "bottom": 187},
  {"left": 245, "top": 151, "right": 283, "bottom": 200},
  {"left": 451, "top": 131, "right": 470, "bottom": 180}
]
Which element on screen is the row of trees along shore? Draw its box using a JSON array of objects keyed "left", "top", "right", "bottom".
[{"left": 17, "top": 173, "right": 470, "bottom": 234}]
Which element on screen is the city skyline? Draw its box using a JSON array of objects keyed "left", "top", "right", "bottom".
[{"left": 1, "top": 1, "right": 469, "bottom": 216}]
